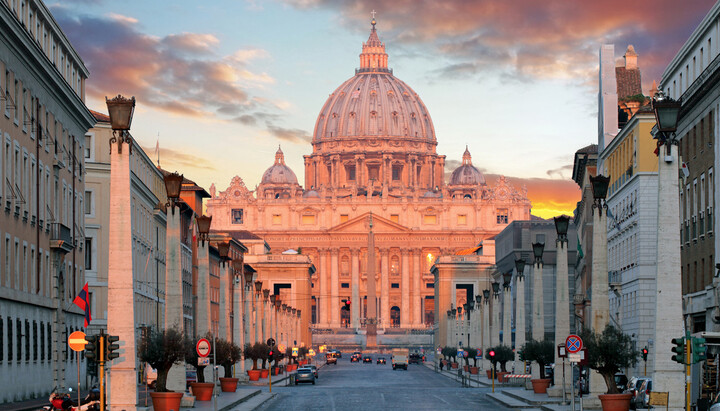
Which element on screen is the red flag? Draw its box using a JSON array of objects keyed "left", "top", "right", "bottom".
[{"left": 73, "top": 282, "right": 92, "bottom": 327}]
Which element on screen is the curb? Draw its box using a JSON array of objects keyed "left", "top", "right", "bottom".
[{"left": 218, "top": 389, "right": 262, "bottom": 411}]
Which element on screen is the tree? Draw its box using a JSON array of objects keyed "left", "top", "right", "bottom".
[
  {"left": 138, "top": 327, "right": 185, "bottom": 392},
  {"left": 258, "top": 342, "right": 270, "bottom": 369},
  {"left": 244, "top": 342, "right": 262, "bottom": 370},
  {"left": 519, "top": 339, "right": 554, "bottom": 379},
  {"left": 579, "top": 324, "right": 639, "bottom": 394},
  {"left": 465, "top": 348, "right": 478, "bottom": 367},
  {"left": 215, "top": 339, "right": 242, "bottom": 378},
  {"left": 285, "top": 346, "right": 297, "bottom": 364},
  {"left": 299, "top": 346, "right": 309, "bottom": 360},
  {"left": 486, "top": 345, "right": 514, "bottom": 372}
]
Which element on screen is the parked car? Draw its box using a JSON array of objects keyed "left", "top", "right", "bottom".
[
  {"left": 638, "top": 379, "right": 652, "bottom": 408},
  {"left": 615, "top": 373, "right": 629, "bottom": 392},
  {"left": 295, "top": 367, "right": 316, "bottom": 385},
  {"left": 363, "top": 356, "right": 372, "bottom": 363},
  {"left": 625, "top": 377, "right": 650, "bottom": 409},
  {"left": 377, "top": 357, "right": 386, "bottom": 364},
  {"left": 185, "top": 370, "right": 197, "bottom": 389},
  {"left": 306, "top": 364, "right": 318, "bottom": 378},
  {"left": 409, "top": 353, "right": 422, "bottom": 364}
]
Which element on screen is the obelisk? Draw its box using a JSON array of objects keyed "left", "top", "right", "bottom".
[{"left": 366, "top": 213, "right": 377, "bottom": 347}]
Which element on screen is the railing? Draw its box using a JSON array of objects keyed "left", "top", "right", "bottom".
[{"left": 49, "top": 222, "right": 74, "bottom": 252}]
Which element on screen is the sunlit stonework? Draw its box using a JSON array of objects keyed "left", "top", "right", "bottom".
[{"left": 207, "top": 19, "right": 531, "bottom": 346}]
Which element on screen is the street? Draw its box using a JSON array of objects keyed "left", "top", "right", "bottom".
[{"left": 252, "top": 355, "right": 508, "bottom": 411}]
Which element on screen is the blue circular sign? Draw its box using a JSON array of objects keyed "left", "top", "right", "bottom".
[{"left": 566, "top": 335, "right": 583, "bottom": 353}]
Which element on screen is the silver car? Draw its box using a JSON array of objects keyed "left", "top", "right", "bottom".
[
  {"left": 625, "top": 377, "right": 649, "bottom": 409},
  {"left": 295, "top": 367, "right": 316, "bottom": 385}
]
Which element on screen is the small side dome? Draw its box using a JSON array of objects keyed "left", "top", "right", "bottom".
[
  {"left": 261, "top": 146, "right": 298, "bottom": 185},
  {"left": 449, "top": 147, "right": 486, "bottom": 186},
  {"left": 422, "top": 190, "right": 439, "bottom": 198},
  {"left": 303, "top": 189, "right": 320, "bottom": 198}
]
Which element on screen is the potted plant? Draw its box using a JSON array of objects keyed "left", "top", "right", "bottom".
[
  {"left": 493, "top": 345, "right": 514, "bottom": 382},
  {"left": 440, "top": 347, "right": 452, "bottom": 368},
  {"left": 215, "top": 339, "right": 242, "bottom": 392},
  {"left": 258, "top": 343, "right": 270, "bottom": 378},
  {"left": 285, "top": 346, "right": 298, "bottom": 371},
  {"left": 579, "top": 325, "right": 638, "bottom": 411},
  {"left": 519, "top": 339, "right": 554, "bottom": 393},
  {"left": 244, "top": 343, "right": 262, "bottom": 381},
  {"left": 465, "top": 348, "right": 479, "bottom": 374},
  {"left": 138, "top": 327, "right": 186, "bottom": 411},
  {"left": 184, "top": 335, "right": 213, "bottom": 401},
  {"left": 298, "top": 346, "right": 309, "bottom": 366},
  {"left": 269, "top": 348, "right": 283, "bottom": 375},
  {"left": 448, "top": 348, "right": 459, "bottom": 369}
]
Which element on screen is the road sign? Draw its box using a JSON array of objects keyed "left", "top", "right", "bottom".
[
  {"left": 292, "top": 347, "right": 298, "bottom": 357},
  {"left": 308, "top": 349, "right": 315, "bottom": 356},
  {"left": 68, "top": 331, "right": 87, "bottom": 352},
  {"left": 267, "top": 338, "right": 276, "bottom": 347},
  {"left": 557, "top": 344, "right": 567, "bottom": 358},
  {"left": 198, "top": 357, "right": 210, "bottom": 366},
  {"left": 566, "top": 334, "right": 583, "bottom": 354},
  {"left": 196, "top": 338, "right": 211, "bottom": 357},
  {"left": 279, "top": 344, "right": 286, "bottom": 353},
  {"left": 568, "top": 349, "right": 586, "bottom": 363}
]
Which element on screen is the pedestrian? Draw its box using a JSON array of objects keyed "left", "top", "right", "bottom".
[{"left": 439, "top": 361, "right": 444, "bottom": 371}]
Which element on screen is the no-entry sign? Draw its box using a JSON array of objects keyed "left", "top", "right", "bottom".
[
  {"left": 68, "top": 331, "right": 87, "bottom": 352},
  {"left": 196, "top": 338, "right": 211, "bottom": 357},
  {"left": 566, "top": 334, "right": 583, "bottom": 354}
]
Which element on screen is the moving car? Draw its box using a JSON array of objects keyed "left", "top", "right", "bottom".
[
  {"left": 351, "top": 353, "right": 361, "bottom": 362},
  {"left": 377, "top": 357, "right": 386, "bottom": 364},
  {"left": 625, "top": 377, "right": 649, "bottom": 409},
  {"left": 363, "top": 356, "right": 373, "bottom": 363},
  {"left": 409, "top": 353, "right": 422, "bottom": 364},
  {"left": 295, "top": 367, "right": 316, "bottom": 385},
  {"left": 326, "top": 354, "right": 337, "bottom": 365},
  {"left": 306, "top": 364, "right": 318, "bottom": 378},
  {"left": 392, "top": 348, "right": 409, "bottom": 370}
]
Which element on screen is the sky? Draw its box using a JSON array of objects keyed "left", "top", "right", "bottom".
[{"left": 51, "top": 0, "right": 716, "bottom": 219}]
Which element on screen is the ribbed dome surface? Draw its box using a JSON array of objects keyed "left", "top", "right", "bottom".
[
  {"left": 261, "top": 147, "right": 298, "bottom": 185},
  {"left": 449, "top": 147, "right": 485, "bottom": 185},
  {"left": 313, "top": 74, "right": 436, "bottom": 142}
]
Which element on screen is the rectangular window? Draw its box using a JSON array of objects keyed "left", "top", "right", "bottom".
[
  {"left": 426, "top": 282, "right": 435, "bottom": 288},
  {"left": 272, "top": 214, "right": 282, "bottom": 225},
  {"left": 40, "top": 321, "right": 44, "bottom": 361},
  {"left": 536, "top": 234, "right": 546, "bottom": 243},
  {"left": 340, "top": 214, "right": 349, "bottom": 223},
  {"left": 46, "top": 323, "right": 51, "bottom": 363},
  {"left": 423, "top": 215, "right": 437, "bottom": 225},
  {"left": 0, "top": 317, "right": 3, "bottom": 362},
  {"left": 84, "top": 238, "right": 92, "bottom": 270},
  {"left": 457, "top": 214, "right": 467, "bottom": 225},
  {"left": 231, "top": 209, "right": 243, "bottom": 224},
  {"left": 7, "top": 317, "right": 12, "bottom": 361},
  {"left": 392, "top": 165, "right": 402, "bottom": 181},
  {"left": 390, "top": 214, "right": 399, "bottom": 223},
  {"left": 84, "top": 134, "right": 91, "bottom": 159},
  {"left": 84, "top": 190, "right": 92, "bottom": 215},
  {"left": 346, "top": 165, "right": 355, "bottom": 181},
  {"left": 368, "top": 166, "right": 379, "bottom": 181},
  {"left": 16, "top": 319, "right": 21, "bottom": 363},
  {"left": 25, "top": 319, "right": 29, "bottom": 361},
  {"left": 341, "top": 283, "right": 350, "bottom": 289},
  {"left": 302, "top": 214, "right": 316, "bottom": 225},
  {"left": 496, "top": 208, "right": 508, "bottom": 224},
  {"left": 391, "top": 283, "right": 400, "bottom": 288}
]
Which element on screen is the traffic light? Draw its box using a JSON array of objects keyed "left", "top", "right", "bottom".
[
  {"left": 692, "top": 337, "right": 707, "bottom": 363},
  {"left": 488, "top": 350, "right": 495, "bottom": 360},
  {"left": 642, "top": 346, "right": 648, "bottom": 362},
  {"left": 345, "top": 299, "right": 351, "bottom": 309},
  {"left": 106, "top": 335, "right": 120, "bottom": 360},
  {"left": 85, "top": 334, "right": 98, "bottom": 360},
  {"left": 671, "top": 337, "right": 686, "bottom": 364}
]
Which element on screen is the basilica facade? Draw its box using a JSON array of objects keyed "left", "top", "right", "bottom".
[{"left": 206, "top": 19, "right": 531, "bottom": 337}]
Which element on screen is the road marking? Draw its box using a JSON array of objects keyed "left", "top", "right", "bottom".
[{"left": 434, "top": 394, "right": 450, "bottom": 404}]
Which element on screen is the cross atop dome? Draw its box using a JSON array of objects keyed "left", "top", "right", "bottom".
[{"left": 359, "top": 12, "right": 389, "bottom": 73}]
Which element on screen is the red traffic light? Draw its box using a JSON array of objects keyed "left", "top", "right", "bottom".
[
  {"left": 489, "top": 350, "right": 495, "bottom": 358},
  {"left": 269, "top": 350, "right": 273, "bottom": 356},
  {"left": 642, "top": 348, "right": 648, "bottom": 354}
]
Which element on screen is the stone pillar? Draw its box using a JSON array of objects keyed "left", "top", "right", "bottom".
[
  {"left": 107, "top": 132, "right": 137, "bottom": 410},
  {"left": 502, "top": 285, "right": 512, "bottom": 348},
  {"left": 319, "top": 249, "right": 329, "bottom": 327},
  {"left": 652, "top": 144, "right": 685, "bottom": 411},
  {"left": 482, "top": 300, "right": 491, "bottom": 370},
  {"left": 549, "top": 235, "right": 571, "bottom": 397},
  {"left": 492, "top": 293, "right": 501, "bottom": 349},
  {"left": 243, "top": 284, "right": 253, "bottom": 371},
  {"left": 401, "top": 251, "right": 411, "bottom": 327},
  {"left": 381, "top": 250, "right": 390, "bottom": 328},
  {"left": 331, "top": 250, "right": 340, "bottom": 327},
  {"left": 260, "top": 291, "right": 267, "bottom": 344},
  {"left": 589, "top": 202, "right": 610, "bottom": 397},
  {"left": 515, "top": 269, "right": 526, "bottom": 368},
  {"left": 232, "top": 275, "right": 244, "bottom": 370},
  {"left": 219, "top": 262, "right": 230, "bottom": 340},
  {"left": 413, "top": 251, "right": 422, "bottom": 327},
  {"left": 531, "top": 262, "right": 544, "bottom": 379},
  {"left": 254, "top": 290, "right": 262, "bottom": 345},
  {"left": 351, "top": 249, "right": 360, "bottom": 329},
  {"left": 196, "top": 240, "right": 211, "bottom": 335}
]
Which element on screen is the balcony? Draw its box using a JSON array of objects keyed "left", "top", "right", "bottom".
[{"left": 50, "top": 223, "right": 74, "bottom": 254}]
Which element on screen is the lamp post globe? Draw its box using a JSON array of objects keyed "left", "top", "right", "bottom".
[{"left": 515, "top": 259, "right": 526, "bottom": 277}]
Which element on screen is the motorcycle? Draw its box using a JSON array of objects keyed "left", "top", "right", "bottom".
[{"left": 43, "top": 387, "right": 101, "bottom": 411}]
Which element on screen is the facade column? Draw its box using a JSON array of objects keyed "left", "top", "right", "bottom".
[
  {"left": 243, "top": 283, "right": 252, "bottom": 371},
  {"left": 653, "top": 144, "right": 685, "bottom": 411},
  {"left": 492, "top": 292, "right": 501, "bottom": 349},
  {"left": 254, "top": 288, "right": 262, "bottom": 345},
  {"left": 589, "top": 196, "right": 610, "bottom": 397},
  {"left": 196, "top": 241, "right": 211, "bottom": 336},
  {"left": 219, "top": 262, "right": 230, "bottom": 340},
  {"left": 531, "top": 259, "right": 544, "bottom": 379},
  {"left": 107, "top": 129, "right": 137, "bottom": 410},
  {"left": 232, "top": 273, "right": 243, "bottom": 360},
  {"left": 413, "top": 250, "right": 422, "bottom": 327},
  {"left": 502, "top": 284, "right": 512, "bottom": 348},
  {"left": 482, "top": 299, "right": 491, "bottom": 371},
  {"left": 351, "top": 249, "right": 360, "bottom": 329},
  {"left": 261, "top": 290, "right": 269, "bottom": 343},
  {"left": 164, "top": 202, "right": 185, "bottom": 391},
  {"left": 331, "top": 250, "right": 340, "bottom": 327},
  {"left": 515, "top": 267, "right": 526, "bottom": 367},
  {"left": 401, "top": 250, "right": 411, "bottom": 327},
  {"left": 318, "top": 249, "right": 328, "bottom": 327},
  {"left": 381, "top": 249, "right": 390, "bottom": 328},
  {"left": 550, "top": 229, "right": 572, "bottom": 397}
]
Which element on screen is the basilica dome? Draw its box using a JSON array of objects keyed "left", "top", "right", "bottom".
[
  {"left": 261, "top": 146, "right": 298, "bottom": 185},
  {"left": 312, "top": 19, "right": 436, "bottom": 143},
  {"left": 449, "top": 147, "right": 486, "bottom": 186}
]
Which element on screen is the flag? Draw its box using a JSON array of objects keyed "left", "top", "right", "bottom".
[
  {"left": 191, "top": 215, "right": 197, "bottom": 243},
  {"left": 155, "top": 135, "right": 160, "bottom": 166},
  {"left": 577, "top": 237, "right": 584, "bottom": 259},
  {"left": 73, "top": 282, "right": 92, "bottom": 327}
]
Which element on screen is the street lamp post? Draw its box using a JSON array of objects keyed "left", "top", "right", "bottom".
[
  {"left": 531, "top": 241, "right": 545, "bottom": 379},
  {"left": 254, "top": 281, "right": 263, "bottom": 345},
  {"left": 105, "top": 95, "right": 138, "bottom": 410},
  {"left": 262, "top": 289, "right": 270, "bottom": 343},
  {"left": 502, "top": 272, "right": 512, "bottom": 351},
  {"left": 196, "top": 215, "right": 212, "bottom": 338},
  {"left": 243, "top": 270, "right": 254, "bottom": 372},
  {"left": 281, "top": 304, "right": 288, "bottom": 348},
  {"left": 231, "top": 259, "right": 245, "bottom": 378},
  {"left": 217, "top": 242, "right": 231, "bottom": 341},
  {"left": 482, "top": 289, "right": 491, "bottom": 371},
  {"left": 651, "top": 91, "right": 685, "bottom": 410},
  {"left": 551, "top": 215, "right": 571, "bottom": 400},
  {"left": 514, "top": 259, "right": 527, "bottom": 369}
]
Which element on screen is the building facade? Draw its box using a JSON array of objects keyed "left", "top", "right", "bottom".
[
  {"left": 0, "top": 0, "right": 95, "bottom": 402},
  {"left": 206, "top": 19, "right": 531, "bottom": 347},
  {"left": 599, "top": 108, "right": 659, "bottom": 377}
]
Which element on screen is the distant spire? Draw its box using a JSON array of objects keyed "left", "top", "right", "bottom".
[
  {"left": 359, "top": 13, "right": 389, "bottom": 72},
  {"left": 274, "top": 145, "right": 285, "bottom": 165},
  {"left": 462, "top": 146, "right": 472, "bottom": 165},
  {"left": 650, "top": 80, "right": 659, "bottom": 98},
  {"left": 624, "top": 45, "right": 638, "bottom": 70}
]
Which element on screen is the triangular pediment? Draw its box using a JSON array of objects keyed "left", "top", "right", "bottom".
[{"left": 329, "top": 212, "right": 410, "bottom": 233}]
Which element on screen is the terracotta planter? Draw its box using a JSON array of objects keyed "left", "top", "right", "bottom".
[
  {"left": 272, "top": 366, "right": 280, "bottom": 376},
  {"left": 287, "top": 364, "right": 297, "bottom": 372},
  {"left": 219, "top": 377, "right": 238, "bottom": 392},
  {"left": 247, "top": 369, "right": 261, "bottom": 381},
  {"left": 531, "top": 378, "right": 552, "bottom": 394},
  {"left": 450, "top": 362, "right": 459, "bottom": 369},
  {"left": 463, "top": 365, "right": 469, "bottom": 372},
  {"left": 190, "top": 382, "right": 214, "bottom": 401},
  {"left": 149, "top": 392, "right": 183, "bottom": 411},
  {"left": 260, "top": 369, "right": 269, "bottom": 378},
  {"left": 486, "top": 369, "right": 493, "bottom": 379},
  {"left": 298, "top": 360, "right": 307, "bottom": 365},
  {"left": 441, "top": 360, "right": 448, "bottom": 366},
  {"left": 598, "top": 393, "right": 632, "bottom": 411},
  {"left": 469, "top": 367, "right": 479, "bottom": 375}
]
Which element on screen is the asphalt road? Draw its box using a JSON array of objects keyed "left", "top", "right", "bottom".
[{"left": 255, "top": 353, "right": 508, "bottom": 411}]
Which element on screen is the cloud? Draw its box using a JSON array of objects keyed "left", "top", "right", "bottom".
[
  {"left": 141, "top": 145, "right": 218, "bottom": 171},
  {"left": 282, "top": 0, "right": 715, "bottom": 89},
  {"left": 484, "top": 174, "right": 580, "bottom": 219},
  {"left": 266, "top": 124, "right": 312, "bottom": 143},
  {"left": 546, "top": 164, "right": 574, "bottom": 179}
]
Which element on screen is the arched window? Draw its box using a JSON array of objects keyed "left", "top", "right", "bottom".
[
  {"left": 390, "top": 256, "right": 399, "bottom": 276},
  {"left": 390, "top": 306, "right": 400, "bottom": 327}
]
